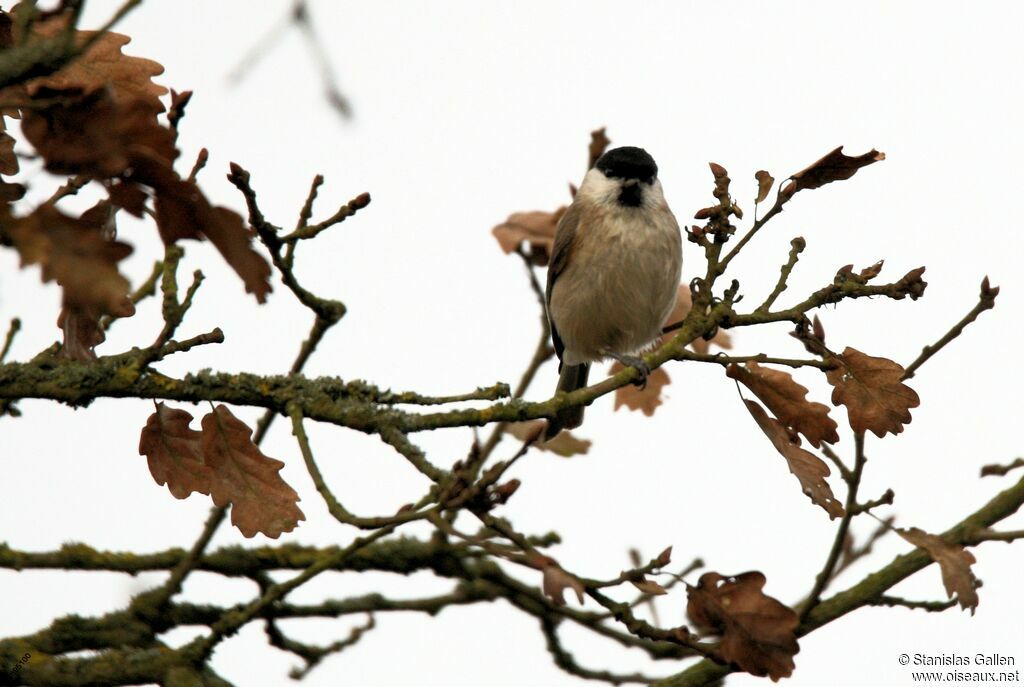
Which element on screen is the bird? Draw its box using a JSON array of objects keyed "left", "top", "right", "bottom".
[{"left": 544, "top": 146, "right": 682, "bottom": 439}]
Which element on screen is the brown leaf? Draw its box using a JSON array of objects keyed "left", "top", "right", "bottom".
[
  {"left": 6, "top": 204, "right": 133, "bottom": 315},
  {"left": 587, "top": 127, "right": 610, "bottom": 169},
  {"left": 789, "top": 146, "right": 885, "bottom": 193},
  {"left": 656, "top": 546, "right": 673, "bottom": 567},
  {"left": 742, "top": 400, "right": 845, "bottom": 519},
  {"left": 200, "top": 405, "right": 304, "bottom": 538},
  {"left": 21, "top": 88, "right": 176, "bottom": 177},
  {"left": 507, "top": 420, "right": 591, "bottom": 457},
  {"left": 541, "top": 564, "right": 586, "bottom": 606},
  {"left": 825, "top": 347, "right": 920, "bottom": 437},
  {"left": 132, "top": 153, "right": 272, "bottom": 302},
  {"left": 138, "top": 403, "right": 212, "bottom": 499},
  {"left": 612, "top": 361, "right": 671, "bottom": 416},
  {"left": 491, "top": 208, "right": 565, "bottom": 265},
  {"left": 754, "top": 170, "right": 774, "bottom": 204},
  {"left": 107, "top": 179, "right": 148, "bottom": 216},
  {"left": 687, "top": 571, "right": 799, "bottom": 681},
  {"left": 631, "top": 577, "right": 668, "bottom": 595},
  {"left": 727, "top": 362, "right": 839, "bottom": 448},
  {"left": 17, "top": 11, "right": 166, "bottom": 109},
  {"left": 57, "top": 305, "right": 105, "bottom": 361},
  {"left": 897, "top": 527, "right": 979, "bottom": 614},
  {"left": 202, "top": 206, "right": 273, "bottom": 303}
]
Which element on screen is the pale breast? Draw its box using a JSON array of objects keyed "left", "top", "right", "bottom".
[{"left": 550, "top": 206, "right": 682, "bottom": 365}]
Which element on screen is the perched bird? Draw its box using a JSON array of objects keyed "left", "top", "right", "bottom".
[{"left": 544, "top": 146, "right": 682, "bottom": 439}]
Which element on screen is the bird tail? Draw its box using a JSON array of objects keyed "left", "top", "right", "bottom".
[{"left": 544, "top": 363, "right": 590, "bottom": 440}]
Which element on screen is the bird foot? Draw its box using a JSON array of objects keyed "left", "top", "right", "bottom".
[{"left": 609, "top": 354, "right": 651, "bottom": 389}]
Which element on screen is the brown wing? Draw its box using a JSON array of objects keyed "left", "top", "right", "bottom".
[{"left": 545, "top": 202, "right": 582, "bottom": 366}]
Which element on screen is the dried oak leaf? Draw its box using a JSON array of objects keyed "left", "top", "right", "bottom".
[
  {"left": 727, "top": 362, "right": 839, "bottom": 448},
  {"left": 742, "top": 399, "right": 845, "bottom": 519},
  {"left": 6, "top": 204, "right": 133, "bottom": 315},
  {"left": 687, "top": 571, "right": 799, "bottom": 681},
  {"left": 754, "top": 170, "right": 774, "bottom": 204},
  {"left": 200, "top": 404, "right": 304, "bottom": 539},
  {"left": 21, "top": 88, "right": 176, "bottom": 178},
  {"left": 18, "top": 11, "right": 166, "bottom": 109},
  {"left": 541, "top": 563, "right": 586, "bottom": 606},
  {"left": 897, "top": 527, "right": 979, "bottom": 614},
  {"left": 131, "top": 153, "right": 272, "bottom": 302},
  {"left": 825, "top": 347, "right": 920, "bottom": 437},
  {"left": 491, "top": 207, "right": 566, "bottom": 265},
  {"left": 611, "top": 361, "right": 671, "bottom": 416},
  {"left": 138, "top": 403, "right": 213, "bottom": 499},
  {"left": 789, "top": 146, "right": 885, "bottom": 193},
  {"left": 507, "top": 420, "right": 591, "bottom": 457}
]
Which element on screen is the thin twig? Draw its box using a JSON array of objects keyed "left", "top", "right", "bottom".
[
  {"left": 376, "top": 383, "right": 511, "bottom": 405},
  {"left": 981, "top": 457, "right": 1024, "bottom": 478},
  {"left": 183, "top": 524, "right": 400, "bottom": 663},
  {"left": 869, "top": 595, "right": 958, "bottom": 613},
  {"left": 799, "top": 432, "right": 867, "bottom": 620},
  {"left": 289, "top": 403, "right": 433, "bottom": 529},
  {"left": 540, "top": 617, "right": 656, "bottom": 685},
  {"left": 756, "top": 237, "right": 806, "bottom": 312},
  {"left": 674, "top": 350, "right": 833, "bottom": 370},
  {"left": 963, "top": 528, "right": 1024, "bottom": 545},
  {"left": 1, "top": 318, "right": 20, "bottom": 363},
  {"left": 902, "top": 277, "right": 999, "bottom": 380}
]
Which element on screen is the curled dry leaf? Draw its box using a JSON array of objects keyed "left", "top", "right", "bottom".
[
  {"left": 726, "top": 362, "right": 838, "bottom": 448},
  {"left": 138, "top": 403, "right": 212, "bottom": 499},
  {"left": 754, "top": 170, "right": 774, "bottom": 204},
  {"left": 897, "top": 527, "right": 979, "bottom": 614},
  {"left": 541, "top": 563, "right": 586, "bottom": 606},
  {"left": 825, "top": 347, "right": 920, "bottom": 437},
  {"left": 687, "top": 571, "right": 799, "bottom": 681},
  {"left": 742, "top": 400, "right": 845, "bottom": 519},
  {"left": 201, "top": 405, "right": 305, "bottom": 539},
  {"left": 789, "top": 145, "right": 885, "bottom": 193},
  {"left": 491, "top": 207, "right": 566, "bottom": 265},
  {"left": 507, "top": 420, "right": 591, "bottom": 457}
]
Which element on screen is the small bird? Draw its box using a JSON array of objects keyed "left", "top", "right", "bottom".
[{"left": 545, "top": 146, "right": 682, "bottom": 439}]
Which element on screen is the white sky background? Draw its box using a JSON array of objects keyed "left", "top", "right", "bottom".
[{"left": 1, "top": 1, "right": 1023, "bottom": 685}]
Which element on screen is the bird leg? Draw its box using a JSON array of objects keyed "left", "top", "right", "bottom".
[{"left": 606, "top": 352, "right": 651, "bottom": 389}]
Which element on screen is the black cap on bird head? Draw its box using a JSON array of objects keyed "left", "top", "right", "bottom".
[{"left": 595, "top": 146, "right": 658, "bottom": 184}]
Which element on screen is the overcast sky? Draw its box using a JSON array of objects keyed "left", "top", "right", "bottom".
[{"left": 2, "top": 2, "right": 1022, "bottom": 686}]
